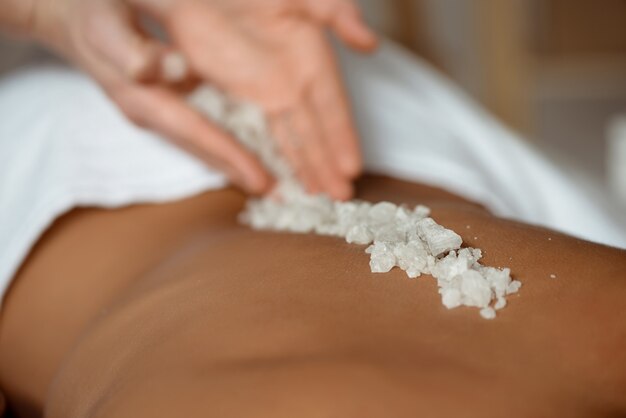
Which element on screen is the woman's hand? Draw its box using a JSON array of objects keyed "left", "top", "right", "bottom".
[{"left": 27, "top": 0, "right": 377, "bottom": 199}]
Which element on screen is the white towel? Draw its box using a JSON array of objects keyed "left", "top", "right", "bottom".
[{"left": 1, "top": 40, "right": 624, "bottom": 303}]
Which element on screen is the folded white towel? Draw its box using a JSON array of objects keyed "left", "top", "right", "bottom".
[{"left": 1, "top": 41, "right": 624, "bottom": 303}]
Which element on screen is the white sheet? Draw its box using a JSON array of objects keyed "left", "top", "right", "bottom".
[{"left": 1, "top": 40, "right": 624, "bottom": 303}]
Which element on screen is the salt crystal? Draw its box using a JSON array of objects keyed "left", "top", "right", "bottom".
[
  {"left": 405, "top": 267, "right": 421, "bottom": 279},
  {"left": 374, "top": 225, "right": 405, "bottom": 242},
  {"left": 441, "top": 288, "right": 462, "bottom": 309},
  {"left": 430, "top": 249, "right": 480, "bottom": 281},
  {"left": 481, "top": 267, "right": 512, "bottom": 298},
  {"left": 370, "top": 252, "right": 396, "bottom": 273},
  {"left": 480, "top": 307, "right": 496, "bottom": 320},
  {"left": 188, "top": 86, "right": 522, "bottom": 320},
  {"left": 394, "top": 242, "right": 428, "bottom": 277},
  {"left": 460, "top": 270, "right": 493, "bottom": 307},
  {"left": 162, "top": 51, "right": 188, "bottom": 82},
  {"left": 417, "top": 218, "right": 463, "bottom": 257},
  {"left": 506, "top": 280, "right": 522, "bottom": 294},
  {"left": 494, "top": 297, "right": 507, "bottom": 310},
  {"left": 395, "top": 206, "right": 412, "bottom": 221},
  {"left": 346, "top": 225, "right": 374, "bottom": 245},
  {"left": 413, "top": 205, "right": 431, "bottom": 219},
  {"left": 189, "top": 86, "right": 227, "bottom": 120},
  {"left": 369, "top": 202, "right": 397, "bottom": 223}
]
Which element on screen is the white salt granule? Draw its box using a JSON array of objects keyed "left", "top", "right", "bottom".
[
  {"left": 393, "top": 242, "right": 428, "bottom": 278},
  {"left": 346, "top": 225, "right": 374, "bottom": 245},
  {"left": 189, "top": 86, "right": 522, "bottom": 319},
  {"left": 417, "top": 218, "right": 463, "bottom": 257},
  {"left": 460, "top": 270, "right": 493, "bottom": 307},
  {"left": 369, "top": 202, "right": 397, "bottom": 223},
  {"left": 480, "top": 307, "right": 496, "bottom": 320},
  {"left": 441, "top": 288, "right": 462, "bottom": 309},
  {"left": 162, "top": 52, "right": 188, "bottom": 82},
  {"left": 494, "top": 297, "right": 507, "bottom": 310},
  {"left": 414, "top": 205, "right": 431, "bottom": 218},
  {"left": 550, "top": 274, "right": 557, "bottom": 279}
]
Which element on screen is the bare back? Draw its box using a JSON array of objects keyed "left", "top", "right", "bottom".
[{"left": 1, "top": 176, "right": 625, "bottom": 417}]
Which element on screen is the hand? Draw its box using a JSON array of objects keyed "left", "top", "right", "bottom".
[{"left": 29, "top": 0, "right": 377, "bottom": 199}]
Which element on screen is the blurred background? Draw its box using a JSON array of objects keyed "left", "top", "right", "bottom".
[
  {"left": 358, "top": 0, "right": 626, "bottom": 216},
  {"left": 1, "top": 0, "right": 625, "bottom": 215}
]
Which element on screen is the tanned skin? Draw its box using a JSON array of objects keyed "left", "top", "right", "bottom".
[{"left": 1, "top": 176, "right": 625, "bottom": 418}]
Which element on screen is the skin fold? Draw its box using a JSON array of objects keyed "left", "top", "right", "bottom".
[{"left": 0, "top": 175, "right": 625, "bottom": 417}]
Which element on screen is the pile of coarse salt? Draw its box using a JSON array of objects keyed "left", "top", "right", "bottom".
[{"left": 189, "top": 86, "right": 521, "bottom": 319}]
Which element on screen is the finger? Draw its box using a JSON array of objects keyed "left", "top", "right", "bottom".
[
  {"left": 271, "top": 113, "right": 322, "bottom": 195},
  {"left": 133, "top": 0, "right": 265, "bottom": 91},
  {"left": 298, "top": 0, "right": 378, "bottom": 51},
  {"left": 83, "top": 0, "right": 164, "bottom": 81},
  {"left": 83, "top": 0, "right": 192, "bottom": 85},
  {"left": 332, "top": 1, "right": 378, "bottom": 52},
  {"left": 113, "top": 84, "right": 272, "bottom": 194},
  {"left": 291, "top": 102, "right": 354, "bottom": 200},
  {"left": 309, "top": 46, "right": 363, "bottom": 179}
]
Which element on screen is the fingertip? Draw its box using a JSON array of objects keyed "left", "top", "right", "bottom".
[
  {"left": 338, "top": 152, "right": 363, "bottom": 179},
  {"left": 126, "top": 43, "right": 162, "bottom": 82},
  {"left": 238, "top": 159, "right": 275, "bottom": 195},
  {"left": 358, "top": 31, "right": 379, "bottom": 52},
  {"left": 333, "top": 6, "right": 379, "bottom": 52},
  {"left": 345, "top": 23, "right": 379, "bottom": 52},
  {"left": 301, "top": 170, "right": 323, "bottom": 196},
  {"left": 331, "top": 180, "right": 355, "bottom": 201},
  {"left": 251, "top": 172, "right": 275, "bottom": 195},
  {"left": 330, "top": 125, "right": 363, "bottom": 179}
]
